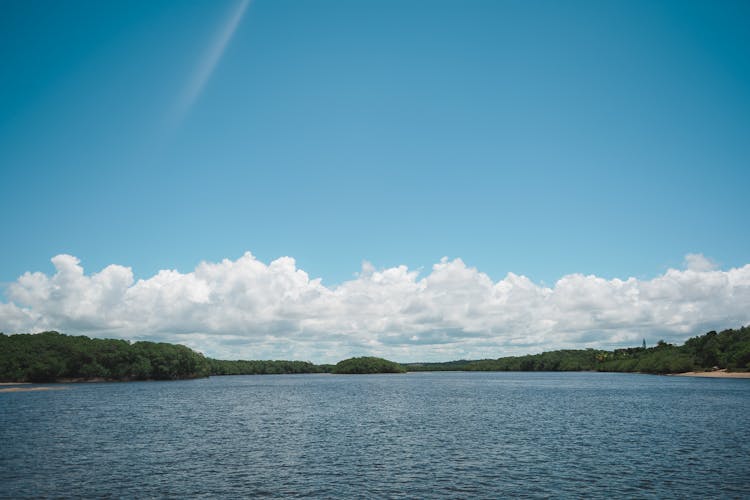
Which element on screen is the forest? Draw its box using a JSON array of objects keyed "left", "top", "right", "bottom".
[
  {"left": 0, "top": 331, "right": 211, "bottom": 382},
  {"left": 208, "top": 358, "right": 325, "bottom": 376},
  {"left": 1, "top": 326, "right": 748, "bottom": 382},
  {"left": 0, "top": 331, "right": 333, "bottom": 382},
  {"left": 332, "top": 356, "right": 406, "bottom": 374},
  {"left": 406, "top": 326, "right": 750, "bottom": 374}
]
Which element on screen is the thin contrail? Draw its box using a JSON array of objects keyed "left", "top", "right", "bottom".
[{"left": 173, "top": 0, "right": 251, "bottom": 125}]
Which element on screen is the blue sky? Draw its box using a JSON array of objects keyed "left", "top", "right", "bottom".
[
  {"left": 0, "top": 1, "right": 748, "bottom": 359},
  {"left": 1, "top": 0, "right": 749, "bottom": 285}
]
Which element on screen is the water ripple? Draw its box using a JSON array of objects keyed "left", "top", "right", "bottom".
[{"left": 1, "top": 372, "right": 749, "bottom": 498}]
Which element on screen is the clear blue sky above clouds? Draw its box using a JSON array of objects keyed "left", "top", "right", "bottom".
[{"left": 1, "top": 0, "right": 749, "bottom": 287}]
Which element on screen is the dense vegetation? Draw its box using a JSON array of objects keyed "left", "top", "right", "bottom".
[
  {"left": 406, "top": 326, "right": 750, "bottom": 374},
  {"left": 597, "top": 327, "right": 750, "bottom": 374},
  {"left": 405, "top": 350, "right": 603, "bottom": 372},
  {"left": 208, "top": 358, "right": 324, "bottom": 375},
  {"left": 0, "top": 331, "right": 211, "bottom": 382},
  {"left": 332, "top": 356, "right": 406, "bottom": 374},
  {"left": 0, "top": 332, "right": 330, "bottom": 382},
  {"left": 1, "top": 326, "right": 747, "bottom": 382}
]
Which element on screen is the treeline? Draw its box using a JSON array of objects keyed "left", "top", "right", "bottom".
[
  {"left": 406, "top": 326, "right": 750, "bottom": 374},
  {"left": 0, "top": 332, "right": 329, "bottom": 382},
  {"left": 406, "top": 349, "right": 605, "bottom": 372},
  {"left": 209, "top": 356, "right": 408, "bottom": 375},
  {"left": 2, "top": 326, "right": 748, "bottom": 382},
  {"left": 209, "top": 359, "right": 325, "bottom": 375},
  {"left": 332, "top": 356, "right": 406, "bottom": 374},
  {"left": 0, "top": 331, "right": 211, "bottom": 382},
  {"left": 598, "top": 327, "right": 750, "bottom": 374}
]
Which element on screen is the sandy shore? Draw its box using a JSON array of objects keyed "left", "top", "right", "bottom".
[
  {"left": 673, "top": 369, "right": 750, "bottom": 378},
  {"left": 0, "top": 386, "right": 70, "bottom": 393},
  {"left": 0, "top": 382, "right": 31, "bottom": 385}
]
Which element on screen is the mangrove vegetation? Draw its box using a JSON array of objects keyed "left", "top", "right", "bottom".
[
  {"left": 0, "top": 331, "right": 211, "bottom": 382},
  {"left": 1, "top": 326, "right": 748, "bottom": 383},
  {"left": 332, "top": 356, "right": 407, "bottom": 374},
  {"left": 406, "top": 326, "right": 750, "bottom": 374}
]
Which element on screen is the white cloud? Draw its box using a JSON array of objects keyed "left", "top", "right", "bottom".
[
  {"left": 2, "top": 252, "right": 749, "bottom": 362},
  {"left": 684, "top": 253, "right": 718, "bottom": 272}
]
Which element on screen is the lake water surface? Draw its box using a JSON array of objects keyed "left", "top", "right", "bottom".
[{"left": 1, "top": 372, "right": 749, "bottom": 498}]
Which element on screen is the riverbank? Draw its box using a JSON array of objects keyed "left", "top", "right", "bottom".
[
  {"left": 0, "top": 386, "right": 69, "bottom": 393},
  {"left": 672, "top": 369, "right": 750, "bottom": 378}
]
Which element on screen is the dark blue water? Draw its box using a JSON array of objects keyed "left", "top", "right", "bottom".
[{"left": 1, "top": 372, "right": 749, "bottom": 498}]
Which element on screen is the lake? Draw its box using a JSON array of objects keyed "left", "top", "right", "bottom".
[{"left": 1, "top": 372, "right": 749, "bottom": 498}]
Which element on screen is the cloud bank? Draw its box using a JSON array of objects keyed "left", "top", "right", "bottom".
[{"left": 1, "top": 252, "right": 748, "bottom": 362}]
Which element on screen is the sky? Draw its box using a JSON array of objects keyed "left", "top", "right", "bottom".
[{"left": 1, "top": 0, "right": 749, "bottom": 362}]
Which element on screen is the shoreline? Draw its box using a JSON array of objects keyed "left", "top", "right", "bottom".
[
  {"left": 2, "top": 369, "right": 749, "bottom": 387},
  {"left": 671, "top": 369, "right": 750, "bottom": 378},
  {"left": 0, "top": 386, "right": 69, "bottom": 393}
]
